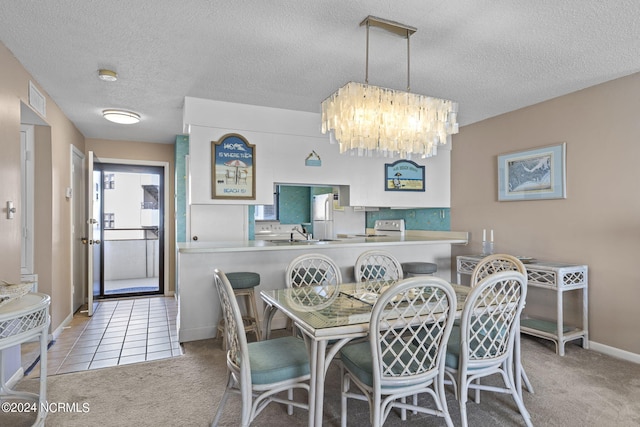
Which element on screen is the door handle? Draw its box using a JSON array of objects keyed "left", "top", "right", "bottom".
[
  {"left": 81, "top": 237, "right": 88, "bottom": 245},
  {"left": 89, "top": 218, "right": 98, "bottom": 224},
  {"left": 93, "top": 239, "right": 101, "bottom": 245}
]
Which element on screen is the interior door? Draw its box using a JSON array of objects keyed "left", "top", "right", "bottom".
[
  {"left": 86, "top": 151, "right": 101, "bottom": 316},
  {"left": 72, "top": 148, "right": 86, "bottom": 313}
]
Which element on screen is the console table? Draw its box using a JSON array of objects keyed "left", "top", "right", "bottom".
[
  {"left": 0, "top": 293, "right": 51, "bottom": 426},
  {"left": 457, "top": 255, "right": 588, "bottom": 356}
]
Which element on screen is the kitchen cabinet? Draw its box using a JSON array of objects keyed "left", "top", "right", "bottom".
[
  {"left": 184, "top": 97, "right": 451, "bottom": 209},
  {"left": 188, "top": 204, "right": 248, "bottom": 242}
]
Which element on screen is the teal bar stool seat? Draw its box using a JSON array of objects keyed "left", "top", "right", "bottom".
[
  {"left": 217, "top": 272, "right": 261, "bottom": 350},
  {"left": 401, "top": 261, "right": 437, "bottom": 278}
]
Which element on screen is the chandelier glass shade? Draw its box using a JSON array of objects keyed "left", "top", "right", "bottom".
[
  {"left": 321, "top": 82, "right": 458, "bottom": 158},
  {"left": 321, "top": 16, "right": 459, "bottom": 159}
]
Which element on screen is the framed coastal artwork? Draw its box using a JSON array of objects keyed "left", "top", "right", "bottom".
[
  {"left": 498, "top": 143, "right": 566, "bottom": 201},
  {"left": 384, "top": 160, "right": 425, "bottom": 191},
  {"left": 212, "top": 133, "right": 256, "bottom": 199}
]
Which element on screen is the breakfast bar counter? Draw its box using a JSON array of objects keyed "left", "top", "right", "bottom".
[
  {"left": 178, "top": 231, "right": 468, "bottom": 253},
  {"left": 176, "top": 231, "right": 467, "bottom": 342}
]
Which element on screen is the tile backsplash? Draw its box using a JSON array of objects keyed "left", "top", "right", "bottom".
[{"left": 366, "top": 208, "right": 450, "bottom": 231}]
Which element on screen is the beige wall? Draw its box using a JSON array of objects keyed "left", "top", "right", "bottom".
[
  {"left": 0, "top": 42, "right": 86, "bottom": 332},
  {"left": 1, "top": 41, "right": 177, "bottom": 337},
  {"left": 85, "top": 139, "right": 176, "bottom": 293},
  {"left": 451, "top": 72, "right": 640, "bottom": 355},
  {"left": 0, "top": 45, "right": 22, "bottom": 285}
]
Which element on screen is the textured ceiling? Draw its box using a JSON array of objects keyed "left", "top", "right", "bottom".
[{"left": 1, "top": 1, "right": 640, "bottom": 144}]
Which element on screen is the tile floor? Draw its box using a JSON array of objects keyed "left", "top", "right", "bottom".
[{"left": 26, "top": 296, "right": 181, "bottom": 377}]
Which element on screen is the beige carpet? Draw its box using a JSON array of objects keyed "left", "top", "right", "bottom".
[{"left": 5, "top": 335, "right": 640, "bottom": 426}]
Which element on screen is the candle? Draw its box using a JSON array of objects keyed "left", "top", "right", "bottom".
[
  {"left": 490, "top": 229, "right": 494, "bottom": 242},
  {"left": 482, "top": 229, "right": 486, "bottom": 242}
]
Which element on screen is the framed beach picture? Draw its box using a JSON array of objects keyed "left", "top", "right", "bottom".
[
  {"left": 212, "top": 133, "right": 256, "bottom": 199},
  {"left": 498, "top": 143, "right": 566, "bottom": 201},
  {"left": 384, "top": 160, "right": 425, "bottom": 192}
]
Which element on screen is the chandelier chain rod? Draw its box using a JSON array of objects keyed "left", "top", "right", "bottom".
[
  {"left": 365, "top": 20, "right": 370, "bottom": 85},
  {"left": 407, "top": 29, "right": 411, "bottom": 92},
  {"left": 363, "top": 17, "right": 413, "bottom": 92}
]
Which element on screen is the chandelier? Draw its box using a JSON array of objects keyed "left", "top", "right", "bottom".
[{"left": 321, "top": 16, "right": 459, "bottom": 159}]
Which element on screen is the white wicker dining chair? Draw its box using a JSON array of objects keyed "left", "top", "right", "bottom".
[
  {"left": 286, "top": 253, "right": 343, "bottom": 288},
  {"left": 471, "top": 253, "right": 527, "bottom": 287},
  {"left": 281, "top": 253, "right": 343, "bottom": 335},
  {"left": 469, "top": 253, "right": 534, "bottom": 397},
  {"left": 339, "top": 276, "right": 457, "bottom": 427},
  {"left": 445, "top": 270, "right": 532, "bottom": 427},
  {"left": 212, "top": 269, "right": 310, "bottom": 427},
  {"left": 354, "top": 250, "right": 404, "bottom": 283}
]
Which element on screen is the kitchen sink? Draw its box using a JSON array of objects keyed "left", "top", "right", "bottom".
[{"left": 266, "top": 239, "right": 333, "bottom": 245}]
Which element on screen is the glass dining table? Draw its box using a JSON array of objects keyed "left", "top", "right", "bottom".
[{"left": 261, "top": 281, "right": 472, "bottom": 427}]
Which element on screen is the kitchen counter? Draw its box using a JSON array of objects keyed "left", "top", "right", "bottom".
[
  {"left": 176, "top": 230, "right": 468, "bottom": 342},
  {"left": 177, "top": 230, "right": 468, "bottom": 253}
]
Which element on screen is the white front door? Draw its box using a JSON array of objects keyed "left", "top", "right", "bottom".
[
  {"left": 86, "top": 151, "right": 101, "bottom": 316},
  {"left": 71, "top": 147, "right": 86, "bottom": 313}
]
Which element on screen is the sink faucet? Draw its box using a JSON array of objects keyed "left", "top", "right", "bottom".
[{"left": 292, "top": 226, "right": 312, "bottom": 240}]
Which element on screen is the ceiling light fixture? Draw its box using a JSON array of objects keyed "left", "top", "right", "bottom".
[
  {"left": 102, "top": 109, "right": 140, "bottom": 124},
  {"left": 321, "top": 16, "right": 459, "bottom": 159},
  {"left": 98, "top": 69, "right": 118, "bottom": 82}
]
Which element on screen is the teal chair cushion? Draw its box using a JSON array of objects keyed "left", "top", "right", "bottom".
[
  {"left": 247, "top": 336, "right": 309, "bottom": 384},
  {"left": 444, "top": 325, "right": 462, "bottom": 369},
  {"left": 340, "top": 340, "right": 430, "bottom": 388},
  {"left": 340, "top": 342, "right": 373, "bottom": 385},
  {"left": 446, "top": 317, "right": 509, "bottom": 369},
  {"left": 401, "top": 262, "right": 437, "bottom": 275},
  {"left": 360, "top": 265, "right": 387, "bottom": 280},
  {"left": 227, "top": 272, "right": 260, "bottom": 289},
  {"left": 292, "top": 268, "right": 327, "bottom": 285}
]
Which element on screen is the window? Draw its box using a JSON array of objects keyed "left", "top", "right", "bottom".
[
  {"left": 254, "top": 187, "right": 279, "bottom": 221},
  {"left": 104, "top": 173, "right": 115, "bottom": 189},
  {"left": 255, "top": 204, "right": 277, "bottom": 221},
  {"left": 141, "top": 185, "right": 159, "bottom": 210},
  {"left": 104, "top": 213, "right": 115, "bottom": 229}
]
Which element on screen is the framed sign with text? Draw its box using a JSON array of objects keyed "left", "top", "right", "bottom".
[
  {"left": 212, "top": 134, "right": 256, "bottom": 199},
  {"left": 384, "top": 160, "right": 425, "bottom": 191}
]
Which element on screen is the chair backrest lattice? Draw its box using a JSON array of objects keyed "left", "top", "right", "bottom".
[
  {"left": 369, "top": 277, "right": 457, "bottom": 386},
  {"left": 470, "top": 254, "right": 527, "bottom": 287},
  {"left": 354, "top": 250, "right": 404, "bottom": 283},
  {"left": 461, "top": 271, "right": 527, "bottom": 364},
  {"left": 286, "top": 253, "right": 342, "bottom": 289}
]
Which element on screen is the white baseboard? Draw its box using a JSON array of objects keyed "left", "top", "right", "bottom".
[
  {"left": 589, "top": 340, "right": 640, "bottom": 364},
  {"left": 6, "top": 367, "right": 24, "bottom": 389},
  {"left": 51, "top": 311, "right": 74, "bottom": 341}
]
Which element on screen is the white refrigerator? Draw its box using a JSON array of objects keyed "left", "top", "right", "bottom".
[{"left": 312, "top": 194, "right": 334, "bottom": 240}]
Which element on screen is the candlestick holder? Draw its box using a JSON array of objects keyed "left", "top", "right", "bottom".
[{"left": 482, "top": 240, "right": 494, "bottom": 256}]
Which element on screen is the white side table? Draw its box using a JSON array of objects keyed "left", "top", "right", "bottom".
[
  {"left": 457, "top": 255, "right": 588, "bottom": 356},
  {"left": 0, "top": 293, "right": 51, "bottom": 426}
]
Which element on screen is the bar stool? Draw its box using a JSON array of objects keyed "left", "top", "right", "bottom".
[
  {"left": 217, "top": 272, "right": 262, "bottom": 350},
  {"left": 401, "top": 261, "right": 438, "bottom": 278}
]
